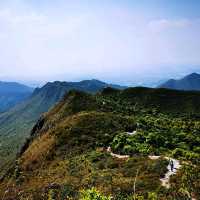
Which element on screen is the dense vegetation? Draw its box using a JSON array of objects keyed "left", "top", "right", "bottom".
[
  {"left": 111, "top": 115, "right": 200, "bottom": 164},
  {"left": 0, "top": 88, "right": 199, "bottom": 199}
]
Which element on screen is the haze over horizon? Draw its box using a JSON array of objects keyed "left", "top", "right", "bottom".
[{"left": 0, "top": 0, "right": 200, "bottom": 86}]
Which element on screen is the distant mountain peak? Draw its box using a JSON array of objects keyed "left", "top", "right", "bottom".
[
  {"left": 158, "top": 72, "right": 200, "bottom": 91},
  {"left": 40, "top": 79, "right": 125, "bottom": 94},
  {"left": 184, "top": 72, "right": 200, "bottom": 79}
]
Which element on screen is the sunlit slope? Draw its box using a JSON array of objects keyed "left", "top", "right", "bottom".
[
  {"left": 0, "top": 80, "right": 124, "bottom": 174},
  {"left": 0, "top": 88, "right": 199, "bottom": 199}
]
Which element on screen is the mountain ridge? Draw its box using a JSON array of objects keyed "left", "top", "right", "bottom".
[
  {"left": 0, "top": 81, "right": 33, "bottom": 112},
  {"left": 158, "top": 72, "right": 200, "bottom": 91},
  {"left": 0, "top": 79, "right": 125, "bottom": 175}
]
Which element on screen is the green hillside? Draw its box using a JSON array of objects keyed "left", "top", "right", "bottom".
[
  {"left": 0, "top": 80, "right": 124, "bottom": 177},
  {"left": 0, "top": 88, "right": 199, "bottom": 199}
]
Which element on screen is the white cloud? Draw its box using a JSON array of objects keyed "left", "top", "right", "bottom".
[
  {"left": 0, "top": 2, "right": 200, "bottom": 84},
  {"left": 148, "top": 19, "right": 191, "bottom": 33}
]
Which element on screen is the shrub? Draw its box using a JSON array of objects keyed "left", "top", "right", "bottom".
[
  {"left": 80, "top": 188, "right": 111, "bottom": 200},
  {"left": 172, "top": 148, "right": 184, "bottom": 158},
  {"left": 48, "top": 189, "right": 57, "bottom": 200},
  {"left": 148, "top": 192, "right": 158, "bottom": 200}
]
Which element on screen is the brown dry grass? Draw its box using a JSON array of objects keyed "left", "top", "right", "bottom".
[{"left": 21, "top": 132, "right": 55, "bottom": 170}]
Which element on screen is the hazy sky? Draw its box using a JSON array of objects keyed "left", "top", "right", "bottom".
[{"left": 0, "top": 0, "right": 200, "bottom": 86}]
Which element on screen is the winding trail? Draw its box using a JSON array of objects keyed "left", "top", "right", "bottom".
[
  {"left": 149, "top": 156, "right": 181, "bottom": 188},
  {"left": 107, "top": 147, "right": 129, "bottom": 159},
  {"left": 106, "top": 147, "right": 181, "bottom": 189},
  {"left": 126, "top": 130, "right": 137, "bottom": 136}
]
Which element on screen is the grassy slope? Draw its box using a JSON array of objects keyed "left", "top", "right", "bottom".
[
  {"left": 0, "top": 89, "right": 199, "bottom": 199},
  {"left": 0, "top": 81, "right": 124, "bottom": 176},
  {"left": 0, "top": 86, "right": 64, "bottom": 174},
  {"left": 0, "top": 92, "right": 167, "bottom": 199}
]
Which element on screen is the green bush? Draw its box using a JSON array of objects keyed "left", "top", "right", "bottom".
[
  {"left": 80, "top": 188, "right": 111, "bottom": 200},
  {"left": 48, "top": 189, "right": 57, "bottom": 200}
]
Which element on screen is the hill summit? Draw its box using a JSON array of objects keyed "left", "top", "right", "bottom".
[{"left": 158, "top": 72, "right": 200, "bottom": 91}]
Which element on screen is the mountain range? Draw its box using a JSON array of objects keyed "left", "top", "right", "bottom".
[
  {"left": 1, "top": 74, "right": 200, "bottom": 174},
  {"left": 159, "top": 72, "right": 200, "bottom": 91},
  {"left": 0, "top": 81, "right": 33, "bottom": 112},
  {"left": 0, "top": 79, "right": 124, "bottom": 174}
]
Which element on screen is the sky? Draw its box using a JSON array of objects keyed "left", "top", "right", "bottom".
[{"left": 0, "top": 0, "right": 200, "bottom": 86}]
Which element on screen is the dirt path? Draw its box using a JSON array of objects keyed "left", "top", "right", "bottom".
[
  {"left": 107, "top": 149, "right": 196, "bottom": 198},
  {"left": 107, "top": 148, "right": 182, "bottom": 189},
  {"left": 107, "top": 147, "right": 129, "bottom": 159},
  {"left": 126, "top": 130, "right": 137, "bottom": 136},
  {"left": 149, "top": 156, "right": 181, "bottom": 188}
]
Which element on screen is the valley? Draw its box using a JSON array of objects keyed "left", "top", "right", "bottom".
[{"left": 0, "top": 81, "right": 33, "bottom": 113}]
